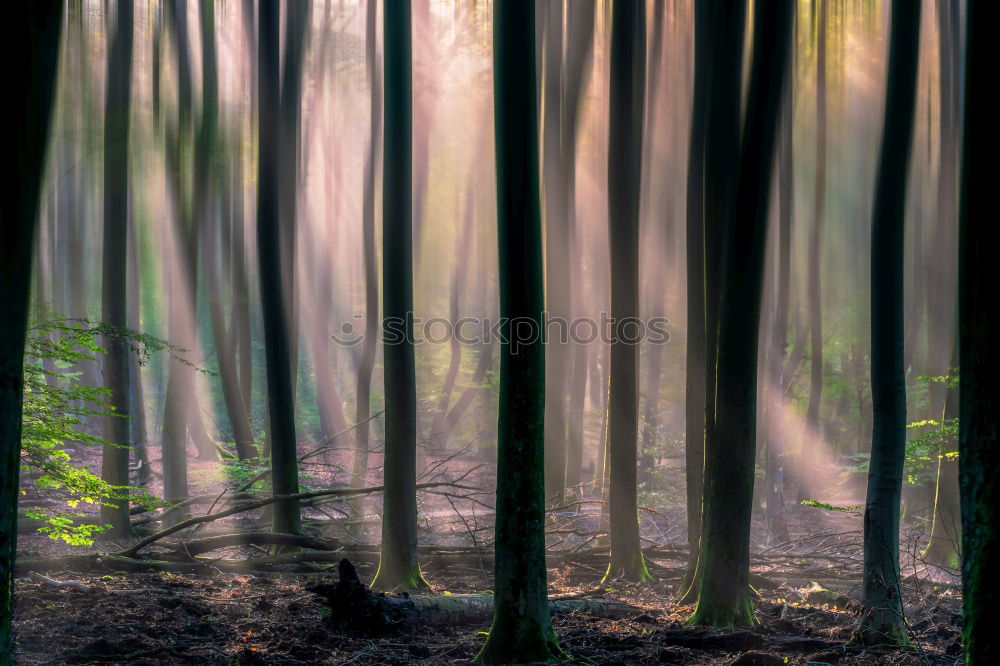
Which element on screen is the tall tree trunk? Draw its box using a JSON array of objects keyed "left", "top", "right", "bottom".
[
  {"left": 200, "top": 0, "right": 255, "bottom": 461},
  {"left": 352, "top": 0, "right": 381, "bottom": 517},
  {"left": 957, "top": 3, "right": 998, "bottom": 662},
  {"left": 691, "top": 0, "right": 792, "bottom": 627},
  {"left": 278, "top": 1, "right": 309, "bottom": 403},
  {"left": 681, "top": 0, "right": 710, "bottom": 598},
  {"left": 477, "top": 3, "right": 562, "bottom": 661},
  {"left": 681, "top": 0, "right": 746, "bottom": 605},
  {"left": 101, "top": 0, "right": 135, "bottom": 540},
  {"left": 373, "top": 0, "right": 426, "bottom": 591},
  {"left": 801, "top": 0, "right": 827, "bottom": 500},
  {"left": 127, "top": 214, "right": 151, "bottom": 485},
  {"left": 765, "top": 70, "right": 794, "bottom": 545},
  {"left": 637, "top": 0, "right": 667, "bottom": 492},
  {"left": 858, "top": 0, "right": 921, "bottom": 646},
  {"left": 541, "top": 0, "right": 568, "bottom": 498},
  {"left": 0, "top": 3, "right": 62, "bottom": 655},
  {"left": 258, "top": 0, "right": 301, "bottom": 536},
  {"left": 559, "top": 1, "right": 596, "bottom": 496},
  {"left": 604, "top": 0, "right": 649, "bottom": 583}
]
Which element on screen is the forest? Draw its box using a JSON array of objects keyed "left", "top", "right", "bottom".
[{"left": 1, "top": 0, "right": 996, "bottom": 664}]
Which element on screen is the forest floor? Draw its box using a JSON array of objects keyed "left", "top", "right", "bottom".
[{"left": 13, "top": 445, "right": 965, "bottom": 664}]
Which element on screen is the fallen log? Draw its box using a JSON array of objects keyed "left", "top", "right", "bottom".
[{"left": 307, "top": 559, "right": 642, "bottom": 631}]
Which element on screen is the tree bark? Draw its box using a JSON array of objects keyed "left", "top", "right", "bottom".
[
  {"left": 691, "top": 0, "right": 792, "bottom": 627},
  {"left": 859, "top": 0, "right": 921, "bottom": 646},
  {"left": 101, "top": 0, "right": 135, "bottom": 539},
  {"left": 0, "top": 3, "right": 62, "bottom": 655},
  {"left": 477, "top": 4, "right": 562, "bottom": 661},
  {"left": 957, "top": 2, "right": 998, "bottom": 662},
  {"left": 374, "top": 0, "right": 426, "bottom": 591},
  {"left": 680, "top": 0, "right": 746, "bottom": 605},
  {"left": 604, "top": 0, "right": 650, "bottom": 584},
  {"left": 258, "top": 0, "right": 301, "bottom": 536}
]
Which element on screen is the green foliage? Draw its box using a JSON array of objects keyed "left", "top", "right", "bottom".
[
  {"left": 903, "top": 371, "right": 959, "bottom": 486},
  {"left": 799, "top": 500, "right": 862, "bottom": 512},
  {"left": 905, "top": 417, "right": 959, "bottom": 485},
  {"left": 20, "top": 316, "right": 172, "bottom": 545}
]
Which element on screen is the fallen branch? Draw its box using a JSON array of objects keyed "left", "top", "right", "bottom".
[
  {"left": 165, "top": 532, "right": 340, "bottom": 558},
  {"left": 117, "top": 480, "right": 478, "bottom": 558},
  {"left": 27, "top": 571, "right": 91, "bottom": 591}
]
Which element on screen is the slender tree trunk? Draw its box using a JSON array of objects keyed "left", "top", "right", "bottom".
[
  {"left": 681, "top": 0, "right": 710, "bottom": 598},
  {"left": 200, "top": 0, "right": 255, "bottom": 461},
  {"left": 801, "top": 0, "right": 827, "bottom": 500},
  {"left": 476, "top": 4, "right": 562, "bottom": 661},
  {"left": 922, "top": 338, "right": 960, "bottom": 567},
  {"left": 691, "top": 0, "right": 792, "bottom": 627},
  {"left": 101, "top": 0, "right": 135, "bottom": 539},
  {"left": 558, "top": 1, "right": 596, "bottom": 496},
  {"left": 444, "top": 340, "right": 494, "bottom": 439},
  {"left": 957, "top": 3, "right": 999, "bottom": 662},
  {"left": 858, "top": 0, "right": 921, "bottom": 646},
  {"left": 127, "top": 214, "right": 152, "bottom": 484},
  {"left": 541, "top": 0, "right": 568, "bottom": 499},
  {"left": 765, "top": 73, "right": 794, "bottom": 545},
  {"left": 278, "top": 1, "right": 309, "bottom": 402},
  {"left": 637, "top": 0, "right": 667, "bottom": 492},
  {"left": 604, "top": 0, "right": 650, "bottom": 583},
  {"left": 0, "top": 4, "right": 62, "bottom": 655},
  {"left": 258, "top": 0, "right": 301, "bottom": 536},
  {"left": 352, "top": 0, "right": 382, "bottom": 513},
  {"left": 374, "top": 0, "right": 426, "bottom": 591},
  {"left": 430, "top": 185, "right": 475, "bottom": 448}
]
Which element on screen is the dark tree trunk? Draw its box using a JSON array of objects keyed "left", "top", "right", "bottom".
[
  {"left": 258, "top": 0, "right": 301, "bottom": 536},
  {"left": 374, "top": 0, "right": 426, "bottom": 591},
  {"left": 101, "top": 0, "right": 135, "bottom": 539},
  {"left": 477, "top": 3, "right": 561, "bottom": 661},
  {"left": 681, "top": 0, "right": 746, "bottom": 605},
  {"left": 957, "top": 2, "right": 998, "bottom": 663},
  {"left": 604, "top": 0, "right": 650, "bottom": 583},
  {"left": 0, "top": 3, "right": 62, "bottom": 654},
  {"left": 691, "top": 0, "right": 792, "bottom": 627},
  {"left": 278, "top": 1, "right": 309, "bottom": 402},
  {"left": 859, "top": 0, "right": 921, "bottom": 646}
]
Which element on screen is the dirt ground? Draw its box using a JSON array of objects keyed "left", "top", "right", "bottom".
[
  {"left": 13, "top": 446, "right": 965, "bottom": 665},
  {"left": 12, "top": 542, "right": 964, "bottom": 665}
]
